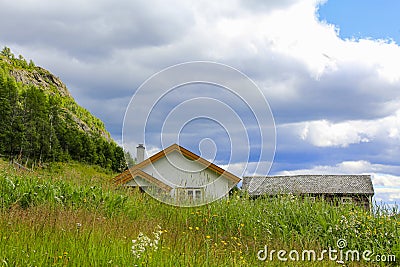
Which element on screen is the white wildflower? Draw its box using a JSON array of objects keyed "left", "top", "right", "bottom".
[{"left": 132, "top": 225, "right": 163, "bottom": 259}]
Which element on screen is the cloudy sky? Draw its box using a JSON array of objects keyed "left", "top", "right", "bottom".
[{"left": 1, "top": 0, "right": 399, "bottom": 206}]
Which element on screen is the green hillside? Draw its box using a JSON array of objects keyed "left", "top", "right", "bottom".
[{"left": 0, "top": 47, "right": 125, "bottom": 172}]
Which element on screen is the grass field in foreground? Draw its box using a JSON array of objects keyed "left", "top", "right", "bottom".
[{"left": 0, "top": 159, "right": 399, "bottom": 266}]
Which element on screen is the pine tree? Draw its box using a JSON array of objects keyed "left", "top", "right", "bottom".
[
  {"left": 0, "top": 72, "right": 23, "bottom": 160},
  {"left": 22, "top": 86, "right": 50, "bottom": 164},
  {"left": 0, "top": 47, "right": 14, "bottom": 60}
]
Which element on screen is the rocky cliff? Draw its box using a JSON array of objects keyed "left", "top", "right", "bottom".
[
  {"left": 0, "top": 53, "right": 112, "bottom": 142},
  {"left": 9, "top": 67, "right": 71, "bottom": 98}
]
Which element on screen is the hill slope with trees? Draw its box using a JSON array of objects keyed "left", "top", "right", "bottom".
[{"left": 0, "top": 47, "right": 126, "bottom": 172}]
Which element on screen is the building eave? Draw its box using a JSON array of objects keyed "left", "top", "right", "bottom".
[{"left": 113, "top": 143, "right": 241, "bottom": 187}]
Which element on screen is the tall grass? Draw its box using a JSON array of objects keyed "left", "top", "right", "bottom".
[{"left": 0, "top": 160, "right": 399, "bottom": 266}]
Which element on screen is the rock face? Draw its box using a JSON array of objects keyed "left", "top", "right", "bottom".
[
  {"left": 68, "top": 110, "right": 94, "bottom": 135},
  {"left": 9, "top": 67, "right": 71, "bottom": 98},
  {"left": 3, "top": 57, "right": 112, "bottom": 142}
]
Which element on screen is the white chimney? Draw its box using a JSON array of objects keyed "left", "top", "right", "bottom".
[{"left": 136, "top": 144, "right": 145, "bottom": 163}]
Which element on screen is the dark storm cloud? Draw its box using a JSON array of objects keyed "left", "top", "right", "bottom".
[{"left": 0, "top": 0, "right": 193, "bottom": 60}]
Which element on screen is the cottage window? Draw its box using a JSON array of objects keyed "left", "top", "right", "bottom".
[
  {"left": 195, "top": 190, "right": 201, "bottom": 199},
  {"left": 341, "top": 197, "right": 352, "bottom": 204},
  {"left": 187, "top": 188, "right": 202, "bottom": 200},
  {"left": 176, "top": 188, "right": 203, "bottom": 201}
]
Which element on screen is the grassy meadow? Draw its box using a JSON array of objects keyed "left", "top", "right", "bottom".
[{"left": 0, "top": 159, "right": 399, "bottom": 266}]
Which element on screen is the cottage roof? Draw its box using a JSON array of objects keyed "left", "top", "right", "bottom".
[
  {"left": 242, "top": 175, "right": 374, "bottom": 196},
  {"left": 113, "top": 143, "right": 241, "bottom": 186}
]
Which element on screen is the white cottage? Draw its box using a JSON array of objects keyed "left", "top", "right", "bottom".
[{"left": 113, "top": 144, "right": 241, "bottom": 205}]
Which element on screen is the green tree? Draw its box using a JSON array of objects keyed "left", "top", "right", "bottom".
[
  {"left": 0, "top": 72, "right": 23, "bottom": 159},
  {"left": 28, "top": 59, "right": 35, "bottom": 69},
  {"left": 47, "top": 95, "right": 62, "bottom": 161},
  {"left": 1, "top": 47, "right": 14, "bottom": 60},
  {"left": 113, "top": 145, "right": 126, "bottom": 172},
  {"left": 21, "top": 86, "right": 51, "bottom": 164}
]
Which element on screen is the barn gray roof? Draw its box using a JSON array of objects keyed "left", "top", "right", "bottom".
[{"left": 242, "top": 175, "right": 374, "bottom": 196}]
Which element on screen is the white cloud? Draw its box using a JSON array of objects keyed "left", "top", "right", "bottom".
[
  {"left": 291, "top": 109, "right": 400, "bottom": 147},
  {"left": 374, "top": 188, "right": 400, "bottom": 203},
  {"left": 372, "top": 174, "right": 400, "bottom": 188},
  {"left": 300, "top": 120, "right": 371, "bottom": 147}
]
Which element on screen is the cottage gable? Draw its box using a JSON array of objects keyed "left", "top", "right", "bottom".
[{"left": 114, "top": 144, "right": 241, "bottom": 206}]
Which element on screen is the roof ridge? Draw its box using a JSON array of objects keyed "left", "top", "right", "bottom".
[{"left": 113, "top": 143, "right": 241, "bottom": 186}]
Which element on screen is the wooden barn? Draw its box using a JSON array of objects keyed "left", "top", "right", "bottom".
[{"left": 242, "top": 175, "right": 374, "bottom": 210}]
